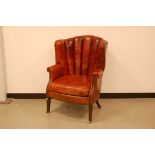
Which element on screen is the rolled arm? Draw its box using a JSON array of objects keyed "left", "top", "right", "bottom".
[
  {"left": 47, "top": 64, "right": 63, "bottom": 81},
  {"left": 89, "top": 68, "right": 103, "bottom": 102},
  {"left": 93, "top": 68, "right": 103, "bottom": 78}
]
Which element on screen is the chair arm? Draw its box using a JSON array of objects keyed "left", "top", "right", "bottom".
[
  {"left": 47, "top": 64, "right": 63, "bottom": 81},
  {"left": 89, "top": 69, "right": 103, "bottom": 102},
  {"left": 93, "top": 69, "right": 103, "bottom": 78}
]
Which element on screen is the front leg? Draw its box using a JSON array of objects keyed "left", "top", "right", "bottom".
[
  {"left": 46, "top": 97, "right": 51, "bottom": 113},
  {"left": 88, "top": 103, "right": 93, "bottom": 123}
]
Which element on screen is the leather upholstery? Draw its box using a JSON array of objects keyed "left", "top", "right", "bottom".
[
  {"left": 47, "top": 91, "right": 89, "bottom": 105},
  {"left": 65, "top": 38, "right": 75, "bottom": 75},
  {"left": 46, "top": 35, "right": 107, "bottom": 104},
  {"left": 89, "top": 69, "right": 103, "bottom": 103},
  {"left": 47, "top": 64, "right": 63, "bottom": 82},
  {"left": 81, "top": 36, "right": 93, "bottom": 75},
  {"left": 48, "top": 75, "right": 91, "bottom": 97},
  {"left": 55, "top": 40, "right": 69, "bottom": 75},
  {"left": 74, "top": 36, "right": 82, "bottom": 75}
]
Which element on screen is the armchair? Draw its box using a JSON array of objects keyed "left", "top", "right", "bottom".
[{"left": 46, "top": 35, "right": 108, "bottom": 123}]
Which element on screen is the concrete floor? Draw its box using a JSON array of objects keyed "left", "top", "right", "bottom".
[{"left": 0, "top": 99, "right": 155, "bottom": 128}]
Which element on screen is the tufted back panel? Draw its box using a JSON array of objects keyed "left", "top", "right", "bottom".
[{"left": 55, "top": 35, "right": 106, "bottom": 76}]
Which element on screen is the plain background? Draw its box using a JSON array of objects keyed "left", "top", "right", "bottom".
[
  {"left": 1, "top": 0, "right": 155, "bottom": 155},
  {"left": 0, "top": 27, "right": 6, "bottom": 101},
  {"left": 2, "top": 26, "right": 155, "bottom": 93}
]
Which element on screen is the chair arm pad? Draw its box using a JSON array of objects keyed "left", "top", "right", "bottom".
[
  {"left": 93, "top": 68, "right": 103, "bottom": 78},
  {"left": 47, "top": 64, "right": 63, "bottom": 81},
  {"left": 89, "top": 68, "right": 103, "bottom": 101}
]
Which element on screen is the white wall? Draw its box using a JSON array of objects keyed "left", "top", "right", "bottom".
[
  {"left": 2, "top": 26, "right": 155, "bottom": 93},
  {"left": 0, "top": 26, "right": 7, "bottom": 101}
]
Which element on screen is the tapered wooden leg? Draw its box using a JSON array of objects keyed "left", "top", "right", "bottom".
[
  {"left": 96, "top": 100, "right": 101, "bottom": 109},
  {"left": 46, "top": 98, "right": 51, "bottom": 113},
  {"left": 89, "top": 103, "right": 93, "bottom": 123}
]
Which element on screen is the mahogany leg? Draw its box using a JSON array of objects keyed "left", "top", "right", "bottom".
[
  {"left": 88, "top": 103, "right": 93, "bottom": 123},
  {"left": 46, "top": 98, "right": 51, "bottom": 113},
  {"left": 96, "top": 100, "right": 101, "bottom": 109}
]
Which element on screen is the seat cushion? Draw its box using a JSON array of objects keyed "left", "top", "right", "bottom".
[{"left": 47, "top": 75, "right": 92, "bottom": 97}]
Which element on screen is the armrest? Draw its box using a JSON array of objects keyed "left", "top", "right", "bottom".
[
  {"left": 47, "top": 64, "right": 63, "bottom": 82},
  {"left": 93, "top": 68, "right": 103, "bottom": 78},
  {"left": 89, "top": 68, "right": 103, "bottom": 101}
]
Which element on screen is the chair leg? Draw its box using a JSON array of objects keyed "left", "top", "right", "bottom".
[
  {"left": 46, "top": 98, "right": 51, "bottom": 113},
  {"left": 88, "top": 103, "right": 93, "bottom": 123},
  {"left": 96, "top": 100, "right": 101, "bottom": 109}
]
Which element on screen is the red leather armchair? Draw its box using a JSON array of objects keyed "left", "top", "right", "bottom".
[{"left": 46, "top": 35, "right": 108, "bottom": 123}]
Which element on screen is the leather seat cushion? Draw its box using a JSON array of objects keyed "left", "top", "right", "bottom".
[{"left": 47, "top": 75, "right": 92, "bottom": 97}]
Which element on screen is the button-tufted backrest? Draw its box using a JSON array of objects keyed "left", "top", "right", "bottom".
[{"left": 55, "top": 35, "right": 107, "bottom": 76}]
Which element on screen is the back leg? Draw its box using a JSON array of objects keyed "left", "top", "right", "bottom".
[{"left": 96, "top": 100, "right": 101, "bottom": 109}]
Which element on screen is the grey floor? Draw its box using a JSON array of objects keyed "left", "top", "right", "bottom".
[{"left": 0, "top": 98, "right": 155, "bottom": 128}]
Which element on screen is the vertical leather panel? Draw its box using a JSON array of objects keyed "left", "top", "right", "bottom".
[
  {"left": 81, "top": 36, "right": 93, "bottom": 75},
  {"left": 65, "top": 38, "right": 75, "bottom": 74},
  {"left": 87, "top": 37, "right": 100, "bottom": 75},
  {"left": 94, "top": 39, "right": 105, "bottom": 70},
  {"left": 74, "top": 36, "right": 82, "bottom": 75},
  {"left": 55, "top": 40, "right": 68, "bottom": 75}
]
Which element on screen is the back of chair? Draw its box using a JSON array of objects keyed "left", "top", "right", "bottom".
[{"left": 55, "top": 35, "right": 107, "bottom": 76}]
